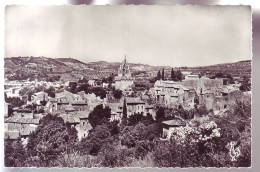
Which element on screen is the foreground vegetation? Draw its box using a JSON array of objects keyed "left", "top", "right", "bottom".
[{"left": 5, "top": 101, "right": 251, "bottom": 167}]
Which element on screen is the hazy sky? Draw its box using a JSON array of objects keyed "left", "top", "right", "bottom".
[{"left": 5, "top": 5, "right": 251, "bottom": 67}]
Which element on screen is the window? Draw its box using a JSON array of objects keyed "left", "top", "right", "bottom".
[
  {"left": 84, "top": 134, "right": 85, "bottom": 137},
  {"left": 83, "top": 122, "right": 85, "bottom": 126}
]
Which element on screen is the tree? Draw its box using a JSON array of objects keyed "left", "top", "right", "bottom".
[
  {"left": 171, "top": 69, "right": 182, "bottom": 82},
  {"left": 87, "top": 87, "right": 107, "bottom": 99},
  {"left": 113, "top": 89, "right": 122, "bottom": 99},
  {"left": 239, "top": 76, "right": 250, "bottom": 92},
  {"left": 227, "top": 74, "right": 234, "bottom": 81},
  {"left": 127, "top": 113, "right": 143, "bottom": 126},
  {"left": 26, "top": 114, "right": 78, "bottom": 166},
  {"left": 121, "top": 123, "right": 147, "bottom": 148},
  {"left": 194, "top": 93, "right": 199, "bottom": 105},
  {"left": 78, "top": 77, "right": 88, "bottom": 84},
  {"left": 44, "top": 86, "right": 55, "bottom": 98},
  {"left": 156, "top": 70, "right": 161, "bottom": 80},
  {"left": 140, "top": 113, "right": 155, "bottom": 126},
  {"left": 79, "top": 125, "right": 114, "bottom": 156},
  {"left": 5, "top": 138, "right": 26, "bottom": 167},
  {"left": 153, "top": 138, "right": 218, "bottom": 167},
  {"left": 107, "top": 120, "right": 120, "bottom": 136},
  {"left": 144, "top": 123, "right": 163, "bottom": 141},
  {"left": 6, "top": 97, "right": 25, "bottom": 107},
  {"left": 28, "top": 91, "right": 33, "bottom": 101},
  {"left": 68, "top": 82, "right": 77, "bottom": 94},
  {"left": 196, "top": 106, "right": 208, "bottom": 117},
  {"left": 162, "top": 68, "right": 164, "bottom": 80},
  {"left": 76, "top": 83, "right": 90, "bottom": 94},
  {"left": 4, "top": 93, "right": 8, "bottom": 101},
  {"left": 171, "top": 68, "right": 175, "bottom": 81},
  {"left": 156, "top": 107, "right": 165, "bottom": 122},
  {"left": 122, "top": 98, "right": 127, "bottom": 126},
  {"left": 176, "top": 69, "right": 182, "bottom": 81},
  {"left": 88, "top": 104, "right": 112, "bottom": 128}
]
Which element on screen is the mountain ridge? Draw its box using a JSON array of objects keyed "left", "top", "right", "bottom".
[{"left": 4, "top": 56, "right": 251, "bottom": 81}]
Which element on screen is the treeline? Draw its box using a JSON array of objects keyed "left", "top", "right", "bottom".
[
  {"left": 5, "top": 100, "right": 251, "bottom": 167},
  {"left": 66, "top": 81, "right": 107, "bottom": 99},
  {"left": 151, "top": 68, "right": 183, "bottom": 83}
]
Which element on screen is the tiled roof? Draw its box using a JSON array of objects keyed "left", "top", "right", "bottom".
[
  {"left": 65, "top": 104, "right": 75, "bottom": 111},
  {"left": 162, "top": 119, "right": 185, "bottom": 126},
  {"left": 60, "top": 111, "right": 90, "bottom": 124},
  {"left": 126, "top": 97, "right": 145, "bottom": 104},
  {"left": 5, "top": 130, "right": 19, "bottom": 139},
  {"left": 5, "top": 117, "right": 40, "bottom": 124},
  {"left": 20, "top": 125, "right": 37, "bottom": 136},
  {"left": 145, "top": 105, "right": 154, "bottom": 109},
  {"left": 61, "top": 114, "right": 80, "bottom": 124}
]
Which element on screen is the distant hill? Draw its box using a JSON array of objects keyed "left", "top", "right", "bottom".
[
  {"left": 180, "top": 60, "right": 251, "bottom": 77},
  {"left": 4, "top": 56, "right": 251, "bottom": 82}
]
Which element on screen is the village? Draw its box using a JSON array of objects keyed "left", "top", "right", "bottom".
[{"left": 4, "top": 56, "right": 251, "bottom": 145}]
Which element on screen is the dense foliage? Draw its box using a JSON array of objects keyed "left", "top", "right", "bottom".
[
  {"left": 113, "top": 89, "right": 122, "bottom": 99},
  {"left": 66, "top": 81, "right": 107, "bottom": 99},
  {"left": 88, "top": 104, "right": 112, "bottom": 128},
  {"left": 171, "top": 68, "right": 182, "bottom": 81},
  {"left": 5, "top": 138, "right": 26, "bottom": 167},
  {"left": 26, "top": 114, "right": 78, "bottom": 166},
  {"left": 5, "top": 100, "right": 251, "bottom": 167}
]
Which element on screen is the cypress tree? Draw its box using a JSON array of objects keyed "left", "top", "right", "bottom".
[
  {"left": 162, "top": 68, "right": 164, "bottom": 80},
  {"left": 157, "top": 70, "right": 161, "bottom": 80},
  {"left": 122, "top": 98, "right": 127, "bottom": 125},
  {"left": 177, "top": 69, "right": 182, "bottom": 81},
  {"left": 171, "top": 68, "right": 175, "bottom": 81}
]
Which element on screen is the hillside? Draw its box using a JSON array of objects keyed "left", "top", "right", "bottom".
[
  {"left": 4, "top": 56, "right": 251, "bottom": 82},
  {"left": 181, "top": 60, "right": 251, "bottom": 77}
]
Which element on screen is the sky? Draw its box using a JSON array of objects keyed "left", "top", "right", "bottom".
[{"left": 5, "top": 5, "right": 252, "bottom": 67}]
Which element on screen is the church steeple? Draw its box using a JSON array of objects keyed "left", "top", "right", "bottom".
[
  {"left": 118, "top": 54, "right": 131, "bottom": 77},
  {"left": 114, "top": 54, "right": 134, "bottom": 91}
]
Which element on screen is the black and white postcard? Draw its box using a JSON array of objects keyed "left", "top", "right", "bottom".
[{"left": 3, "top": 5, "right": 252, "bottom": 168}]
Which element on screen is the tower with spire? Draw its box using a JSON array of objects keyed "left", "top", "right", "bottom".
[
  {"left": 114, "top": 55, "right": 134, "bottom": 91},
  {"left": 118, "top": 54, "right": 131, "bottom": 77}
]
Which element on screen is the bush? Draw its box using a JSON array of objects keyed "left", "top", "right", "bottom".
[
  {"left": 5, "top": 138, "right": 26, "bottom": 167},
  {"left": 87, "top": 87, "right": 107, "bottom": 99},
  {"left": 121, "top": 123, "right": 146, "bottom": 148},
  {"left": 113, "top": 89, "right": 122, "bottom": 99},
  {"left": 79, "top": 125, "right": 114, "bottom": 156},
  {"left": 135, "top": 140, "right": 155, "bottom": 160},
  {"left": 153, "top": 139, "right": 218, "bottom": 167},
  {"left": 26, "top": 114, "right": 78, "bottom": 166},
  {"left": 88, "top": 104, "right": 112, "bottom": 128}
]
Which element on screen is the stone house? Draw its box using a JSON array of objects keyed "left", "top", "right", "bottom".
[
  {"left": 125, "top": 98, "right": 146, "bottom": 117},
  {"left": 4, "top": 117, "right": 40, "bottom": 142},
  {"left": 59, "top": 111, "right": 92, "bottom": 140},
  {"left": 152, "top": 80, "right": 194, "bottom": 109},
  {"left": 161, "top": 119, "right": 186, "bottom": 140},
  {"left": 79, "top": 117, "right": 92, "bottom": 140}
]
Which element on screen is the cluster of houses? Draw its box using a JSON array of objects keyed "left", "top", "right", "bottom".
[{"left": 4, "top": 57, "right": 251, "bottom": 143}]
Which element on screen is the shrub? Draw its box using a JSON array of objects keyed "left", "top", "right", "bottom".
[
  {"left": 79, "top": 125, "right": 114, "bottom": 156},
  {"left": 5, "top": 138, "right": 26, "bottom": 167},
  {"left": 88, "top": 104, "right": 112, "bottom": 128},
  {"left": 26, "top": 114, "right": 78, "bottom": 166}
]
